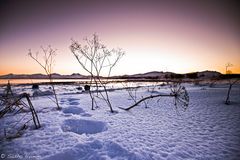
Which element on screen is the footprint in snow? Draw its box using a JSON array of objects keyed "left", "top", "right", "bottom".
[
  {"left": 66, "top": 98, "right": 80, "bottom": 105},
  {"left": 81, "top": 113, "right": 92, "bottom": 117},
  {"left": 61, "top": 119, "right": 107, "bottom": 135},
  {"left": 62, "top": 106, "right": 92, "bottom": 117},
  {"left": 63, "top": 106, "right": 85, "bottom": 114},
  {"left": 69, "top": 101, "right": 79, "bottom": 105},
  {"left": 43, "top": 139, "right": 140, "bottom": 160},
  {"left": 67, "top": 98, "right": 79, "bottom": 102}
]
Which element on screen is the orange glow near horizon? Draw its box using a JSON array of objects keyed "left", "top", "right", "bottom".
[{"left": 0, "top": 1, "right": 240, "bottom": 76}]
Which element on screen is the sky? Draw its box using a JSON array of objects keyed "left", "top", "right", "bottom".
[{"left": 0, "top": 0, "right": 240, "bottom": 76}]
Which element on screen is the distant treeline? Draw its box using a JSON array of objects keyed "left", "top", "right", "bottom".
[
  {"left": 166, "top": 73, "right": 240, "bottom": 79},
  {"left": 165, "top": 73, "right": 199, "bottom": 79},
  {"left": 123, "top": 73, "right": 240, "bottom": 80},
  {"left": 219, "top": 74, "right": 240, "bottom": 79}
]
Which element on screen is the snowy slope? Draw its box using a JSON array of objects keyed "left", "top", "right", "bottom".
[{"left": 0, "top": 84, "right": 240, "bottom": 160}]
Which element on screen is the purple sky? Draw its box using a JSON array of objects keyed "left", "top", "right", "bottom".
[{"left": 0, "top": 0, "right": 239, "bottom": 75}]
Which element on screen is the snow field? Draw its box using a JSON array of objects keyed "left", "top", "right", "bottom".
[{"left": 0, "top": 84, "right": 240, "bottom": 159}]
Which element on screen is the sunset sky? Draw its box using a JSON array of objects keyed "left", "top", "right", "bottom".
[{"left": 0, "top": 0, "right": 240, "bottom": 76}]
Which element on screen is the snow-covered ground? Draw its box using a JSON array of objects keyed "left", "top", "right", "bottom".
[{"left": 0, "top": 83, "right": 240, "bottom": 160}]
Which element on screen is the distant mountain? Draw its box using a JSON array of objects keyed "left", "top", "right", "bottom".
[
  {"left": 115, "top": 71, "right": 172, "bottom": 79},
  {"left": 0, "top": 73, "right": 46, "bottom": 79},
  {"left": 69, "top": 73, "right": 89, "bottom": 79},
  {"left": 0, "top": 70, "right": 222, "bottom": 79},
  {"left": 0, "top": 73, "right": 87, "bottom": 79}
]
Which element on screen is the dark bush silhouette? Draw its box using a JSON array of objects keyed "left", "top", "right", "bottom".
[
  {"left": 170, "top": 73, "right": 184, "bottom": 79},
  {"left": 76, "top": 86, "right": 83, "bottom": 90},
  {"left": 186, "top": 72, "right": 198, "bottom": 79},
  {"left": 32, "top": 84, "right": 39, "bottom": 90},
  {"left": 84, "top": 85, "right": 90, "bottom": 91}
]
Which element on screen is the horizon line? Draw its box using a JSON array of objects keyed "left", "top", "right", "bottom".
[{"left": 1, "top": 70, "right": 237, "bottom": 77}]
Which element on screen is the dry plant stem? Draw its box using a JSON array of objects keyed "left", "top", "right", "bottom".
[
  {"left": 48, "top": 76, "right": 60, "bottom": 110},
  {"left": 1, "top": 93, "right": 41, "bottom": 129},
  {"left": 25, "top": 94, "right": 41, "bottom": 129},
  {"left": 123, "top": 83, "right": 138, "bottom": 103},
  {"left": 0, "top": 95, "right": 23, "bottom": 118},
  {"left": 122, "top": 83, "right": 189, "bottom": 111},
  {"left": 53, "top": 86, "right": 60, "bottom": 110},
  {"left": 28, "top": 46, "right": 61, "bottom": 110},
  {"left": 142, "top": 96, "right": 149, "bottom": 108},
  {"left": 89, "top": 52, "right": 96, "bottom": 110},
  {"left": 72, "top": 49, "right": 96, "bottom": 110},
  {"left": 74, "top": 52, "right": 96, "bottom": 110},
  {"left": 89, "top": 78, "right": 94, "bottom": 110},
  {"left": 96, "top": 78, "right": 113, "bottom": 112},
  {"left": 225, "top": 79, "right": 239, "bottom": 105},
  {"left": 225, "top": 84, "right": 233, "bottom": 105},
  {"left": 121, "top": 94, "right": 175, "bottom": 111}
]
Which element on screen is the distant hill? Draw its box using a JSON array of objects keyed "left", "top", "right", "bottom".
[
  {"left": 113, "top": 70, "right": 222, "bottom": 79},
  {"left": 0, "top": 70, "right": 223, "bottom": 80},
  {"left": 196, "top": 71, "right": 222, "bottom": 79}
]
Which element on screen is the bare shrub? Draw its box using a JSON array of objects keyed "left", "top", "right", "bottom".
[
  {"left": 122, "top": 82, "right": 139, "bottom": 104},
  {"left": 70, "top": 34, "right": 125, "bottom": 112},
  {"left": 120, "top": 83, "right": 189, "bottom": 112}
]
